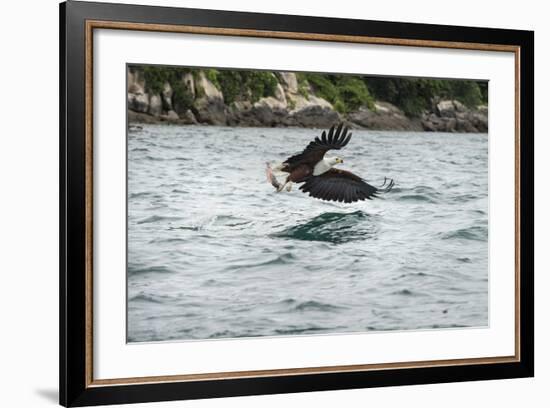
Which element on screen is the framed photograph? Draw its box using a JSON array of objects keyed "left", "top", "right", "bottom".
[{"left": 60, "top": 1, "right": 534, "bottom": 406}]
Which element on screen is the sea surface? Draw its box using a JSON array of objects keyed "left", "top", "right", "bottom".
[{"left": 127, "top": 124, "right": 488, "bottom": 343}]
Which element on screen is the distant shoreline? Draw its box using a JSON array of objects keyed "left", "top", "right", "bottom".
[{"left": 127, "top": 68, "right": 488, "bottom": 133}]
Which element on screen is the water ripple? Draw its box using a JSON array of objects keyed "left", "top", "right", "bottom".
[{"left": 273, "top": 211, "right": 376, "bottom": 244}]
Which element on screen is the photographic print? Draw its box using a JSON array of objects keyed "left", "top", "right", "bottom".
[{"left": 126, "top": 65, "right": 489, "bottom": 343}]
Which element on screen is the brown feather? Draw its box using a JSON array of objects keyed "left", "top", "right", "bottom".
[
  {"left": 288, "top": 164, "right": 313, "bottom": 183},
  {"left": 283, "top": 124, "right": 352, "bottom": 171}
]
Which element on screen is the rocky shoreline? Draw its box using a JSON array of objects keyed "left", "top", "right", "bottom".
[{"left": 128, "top": 69, "right": 488, "bottom": 133}]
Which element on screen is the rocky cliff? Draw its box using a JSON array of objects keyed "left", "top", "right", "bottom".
[{"left": 127, "top": 68, "right": 488, "bottom": 133}]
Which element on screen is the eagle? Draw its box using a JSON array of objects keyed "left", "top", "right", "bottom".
[{"left": 266, "top": 123, "right": 394, "bottom": 203}]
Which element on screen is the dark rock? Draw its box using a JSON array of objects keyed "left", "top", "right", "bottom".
[
  {"left": 128, "top": 110, "right": 158, "bottom": 124},
  {"left": 226, "top": 94, "right": 339, "bottom": 128},
  {"left": 160, "top": 110, "right": 179, "bottom": 122},
  {"left": 182, "top": 73, "right": 195, "bottom": 98},
  {"left": 290, "top": 104, "right": 340, "bottom": 127},
  {"left": 178, "top": 109, "right": 198, "bottom": 125},
  {"left": 286, "top": 95, "right": 340, "bottom": 127},
  {"left": 161, "top": 82, "right": 173, "bottom": 111},
  {"left": 148, "top": 94, "right": 162, "bottom": 117},
  {"left": 128, "top": 92, "right": 149, "bottom": 113},
  {"left": 349, "top": 102, "right": 422, "bottom": 131},
  {"left": 436, "top": 100, "right": 456, "bottom": 118},
  {"left": 127, "top": 69, "right": 150, "bottom": 113},
  {"left": 227, "top": 99, "right": 287, "bottom": 127},
  {"left": 423, "top": 100, "right": 488, "bottom": 133},
  {"left": 251, "top": 98, "right": 288, "bottom": 127},
  {"left": 194, "top": 72, "right": 227, "bottom": 125}
]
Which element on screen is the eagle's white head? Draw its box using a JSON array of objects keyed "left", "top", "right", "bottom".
[
  {"left": 313, "top": 156, "right": 343, "bottom": 176},
  {"left": 328, "top": 157, "right": 344, "bottom": 166}
]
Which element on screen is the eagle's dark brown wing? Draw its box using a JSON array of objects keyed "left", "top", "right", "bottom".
[
  {"left": 299, "top": 168, "right": 394, "bottom": 203},
  {"left": 284, "top": 123, "right": 352, "bottom": 168}
]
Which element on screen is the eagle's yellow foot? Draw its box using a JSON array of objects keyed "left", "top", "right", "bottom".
[{"left": 286, "top": 182, "right": 292, "bottom": 192}]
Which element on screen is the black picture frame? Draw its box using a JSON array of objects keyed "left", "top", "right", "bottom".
[{"left": 60, "top": 1, "right": 534, "bottom": 406}]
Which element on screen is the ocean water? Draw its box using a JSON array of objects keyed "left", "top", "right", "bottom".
[{"left": 127, "top": 124, "right": 488, "bottom": 342}]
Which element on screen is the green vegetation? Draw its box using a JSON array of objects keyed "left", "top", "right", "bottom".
[
  {"left": 335, "top": 76, "right": 375, "bottom": 112},
  {"left": 366, "top": 77, "right": 486, "bottom": 117},
  {"left": 136, "top": 65, "right": 194, "bottom": 112},
  {"left": 478, "top": 82, "right": 488, "bottom": 102},
  {"left": 296, "top": 73, "right": 375, "bottom": 113},
  {"left": 131, "top": 65, "right": 487, "bottom": 117},
  {"left": 246, "top": 71, "right": 278, "bottom": 103},
  {"left": 446, "top": 80, "right": 484, "bottom": 107},
  {"left": 210, "top": 69, "right": 278, "bottom": 104},
  {"left": 205, "top": 69, "right": 220, "bottom": 88},
  {"left": 295, "top": 73, "right": 311, "bottom": 100}
]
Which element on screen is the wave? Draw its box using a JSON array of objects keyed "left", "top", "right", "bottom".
[
  {"left": 279, "top": 298, "right": 296, "bottom": 303},
  {"left": 391, "top": 289, "right": 426, "bottom": 297},
  {"left": 440, "top": 225, "right": 488, "bottom": 241},
  {"left": 148, "top": 237, "right": 188, "bottom": 244},
  {"left": 129, "top": 191, "right": 153, "bottom": 199},
  {"left": 393, "top": 271, "right": 430, "bottom": 280},
  {"left": 227, "top": 253, "right": 296, "bottom": 270},
  {"left": 292, "top": 300, "right": 346, "bottom": 312},
  {"left": 128, "top": 265, "right": 173, "bottom": 276},
  {"left": 451, "top": 193, "right": 482, "bottom": 201},
  {"left": 129, "top": 293, "right": 164, "bottom": 304},
  {"left": 166, "top": 214, "right": 252, "bottom": 232},
  {"left": 208, "top": 330, "right": 240, "bottom": 339},
  {"left": 212, "top": 214, "right": 252, "bottom": 228},
  {"left": 168, "top": 225, "right": 201, "bottom": 231},
  {"left": 137, "top": 215, "right": 183, "bottom": 224},
  {"left": 273, "top": 326, "right": 339, "bottom": 335},
  {"left": 394, "top": 185, "right": 441, "bottom": 203},
  {"left": 171, "top": 188, "right": 189, "bottom": 194},
  {"left": 144, "top": 155, "right": 164, "bottom": 161},
  {"left": 397, "top": 194, "right": 437, "bottom": 203},
  {"left": 273, "top": 211, "right": 375, "bottom": 244}
]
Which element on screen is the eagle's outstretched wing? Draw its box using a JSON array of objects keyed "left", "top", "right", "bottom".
[
  {"left": 284, "top": 123, "right": 352, "bottom": 167},
  {"left": 299, "top": 169, "right": 394, "bottom": 203}
]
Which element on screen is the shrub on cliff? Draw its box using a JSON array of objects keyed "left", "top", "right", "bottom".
[
  {"left": 336, "top": 76, "right": 375, "bottom": 112},
  {"left": 300, "top": 73, "right": 374, "bottom": 113},
  {"left": 138, "top": 65, "right": 194, "bottom": 112},
  {"left": 246, "top": 72, "right": 278, "bottom": 102},
  {"left": 445, "top": 80, "right": 484, "bottom": 108},
  {"left": 366, "top": 78, "right": 435, "bottom": 117},
  {"left": 366, "top": 77, "right": 487, "bottom": 117},
  {"left": 213, "top": 70, "right": 278, "bottom": 104}
]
